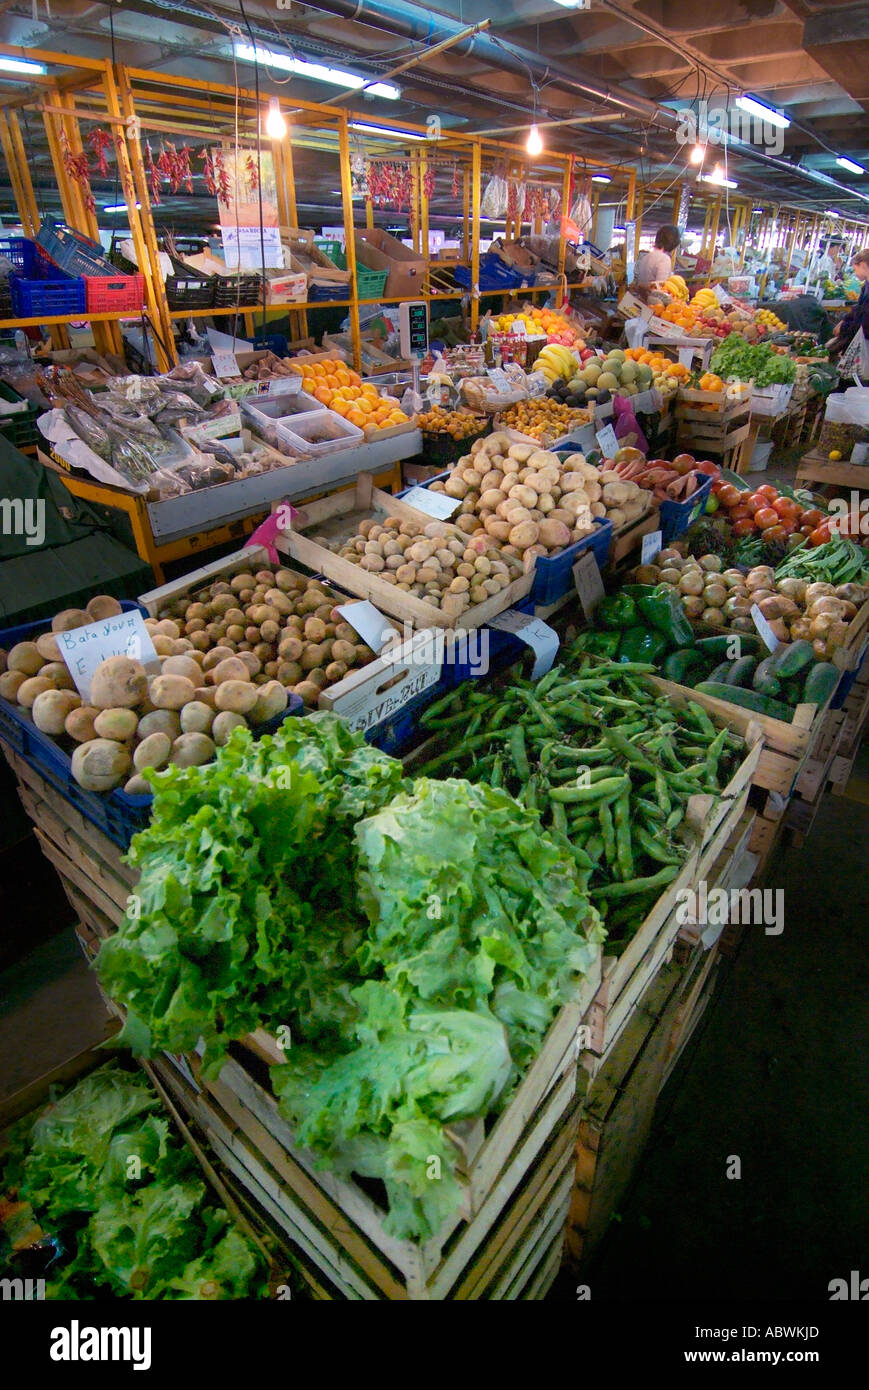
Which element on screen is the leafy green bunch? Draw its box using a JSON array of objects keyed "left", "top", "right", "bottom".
[{"left": 709, "top": 333, "right": 798, "bottom": 386}]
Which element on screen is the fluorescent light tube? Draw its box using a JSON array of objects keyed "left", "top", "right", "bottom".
[
  {"left": 735, "top": 95, "right": 789, "bottom": 129},
  {"left": 0, "top": 55, "right": 47, "bottom": 75},
  {"left": 349, "top": 122, "right": 426, "bottom": 141},
  {"left": 591, "top": 175, "right": 611, "bottom": 184},
  {"left": 836, "top": 156, "right": 865, "bottom": 175},
  {"left": 234, "top": 42, "right": 399, "bottom": 100}
]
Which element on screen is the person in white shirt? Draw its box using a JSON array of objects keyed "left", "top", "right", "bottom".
[{"left": 634, "top": 225, "right": 681, "bottom": 290}]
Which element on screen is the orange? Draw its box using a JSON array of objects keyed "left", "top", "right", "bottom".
[
  {"left": 347, "top": 409, "right": 366, "bottom": 427},
  {"left": 313, "top": 386, "right": 332, "bottom": 405}
]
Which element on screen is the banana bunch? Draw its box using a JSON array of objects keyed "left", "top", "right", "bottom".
[
  {"left": 535, "top": 342, "right": 578, "bottom": 383},
  {"left": 689, "top": 287, "right": 717, "bottom": 311},
  {"left": 663, "top": 274, "right": 689, "bottom": 301}
]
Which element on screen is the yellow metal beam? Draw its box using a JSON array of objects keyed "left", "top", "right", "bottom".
[
  {"left": 337, "top": 112, "right": 362, "bottom": 372},
  {"left": 471, "top": 140, "right": 481, "bottom": 332}
]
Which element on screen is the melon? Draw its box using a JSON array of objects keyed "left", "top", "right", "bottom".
[{"left": 597, "top": 372, "right": 620, "bottom": 391}]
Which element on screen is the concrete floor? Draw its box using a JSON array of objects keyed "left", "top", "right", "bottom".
[{"left": 569, "top": 744, "right": 869, "bottom": 1302}]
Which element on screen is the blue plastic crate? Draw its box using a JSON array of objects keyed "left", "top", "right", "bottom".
[
  {"left": 453, "top": 256, "right": 533, "bottom": 292},
  {"left": 397, "top": 472, "right": 612, "bottom": 608},
  {"left": 10, "top": 270, "right": 85, "bottom": 318},
  {"left": 0, "top": 236, "right": 43, "bottom": 277},
  {"left": 36, "top": 223, "right": 114, "bottom": 278},
  {"left": 0, "top": 603, "right": 303, "bottom": 850},
  {"left": 366, "top": 677, "right": 451, "bottom": 758},
  {"left": 659, "top": 473, "right": 714, "bottom": 542}
]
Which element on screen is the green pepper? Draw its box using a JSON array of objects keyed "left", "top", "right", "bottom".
[
  {"left": 596, "top": 594, "right": 638, "bottom": 629},
  {"left": 617, "top": 626, "right": 670, "bottom": 664},
  {"left": 636, "top": 586, "right": 694, "bottom": 649},
  {"left": 575, "top": 630, "right": 622, "bottom": 659}
]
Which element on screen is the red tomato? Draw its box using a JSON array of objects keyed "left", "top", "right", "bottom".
[
  {"left": 695, "top": 460, "right": 721, "bottom": 478},
  {"left": 773, "top": 497, "right": 799, "bottom": 519},
  {"left": 809, "top": 524, "right": 832, "bottom": 546},
  {"left": 732, "top": 518, "right": 757, "bottom": 536},
  {"left": 764, "top": 524, "right": 787, "bottom": 543},
  {"left": 717, "top": 484, "right": 741, "bottom": 508},
  {"left": 801, "top": 508, "right": 824, "bottom": 529},
  {"left": 755, "top": 507, "right": 780, "bottom": 530},
  {"left": 730, "top": 505, "right": 754, "bottom": 522},
  {"left": 755, "top": 484, "right": 778, "bottom": 501}
]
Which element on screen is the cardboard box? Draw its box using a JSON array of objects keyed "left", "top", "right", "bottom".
[{"left": 356, "top": 228, "right": 426, "bottom": 300}]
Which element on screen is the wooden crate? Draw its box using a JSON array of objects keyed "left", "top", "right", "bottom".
[
  {"left": 274, "top": 474, "right": 534, "bottom": 631},
  {"left": 609, "top": 507, "right": 662, "bottom": 567},
  {"left": 674, "top": 385, "right": 752, "bottom": 452},
  {"left": 586, "top": 736, "right": 761, "bottom": 1067},
  {"left": 829, "top": 661, "right": 869, "bottom": 794}
]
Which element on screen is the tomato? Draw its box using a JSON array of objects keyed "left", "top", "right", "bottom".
[
  {"left": 717, "top": 484, "right": 741, "bottom": 508},
  {"left": 730, "top": 505, "right": 754, "bottom": 522},
  {"left": 809, "top": 524, "right": 832, "bottom": 546},
  {"left": 755, "top": 484, "right": 778, "bottom": 501},
  {"left": 773, "top": 496, "right": 799, "bottom": 519},
  {"left": 787, "top": 532, "right": 807, "bottom": 551},
  {"left": 732, "top": 518, "right": 757, "bottom": 536},
  {"left": 800, "top": 508, "right": 824, "bottom": 529},
  {"left": 755, "top": 507, "right": 780, "bottom": 530},
  {"left": 763, "top": 525, "right": 787, "bottom": 543},
  {"left": 695, "top": 460, "right": 720, "bottom": 478}
]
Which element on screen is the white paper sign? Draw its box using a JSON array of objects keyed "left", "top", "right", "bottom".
[
  {"left": 678, "top": 347, "right": 695, "bottom": 368},
  {"left": 750, "top": 603, "right": 781, "bottom": 653},
  {"left": 211, "top": 350, "right": 240, "bottom": 380},
  {"left": 486, "top": 368, "right": 513, "bottom": 394},
  {"left": 641, "top": 529, "right": 663, "bottom": 565},
  {"left": 336, "top": 600, "right": 393, "bottom": 654},
  {"left": 400, "top": 486, "right": 461, "bottom": 520},
  {"left": 573, "top": 551, "right": 605, "bottom": 617},
  {"left": 595, "top": 424, "right": 619, "bottom": 459},
  {"left": 56, "top": 611, "right": 160, "bottom": 702},
  {"left": 486, "top": 609, "right": 559, "bottom": 679}
]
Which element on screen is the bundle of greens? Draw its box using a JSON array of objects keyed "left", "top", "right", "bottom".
[
  {"left": 709, "top": 334, "right": 798, "bottom": 386},
  {"left": 95, "top": 715, "right": 603, "bottom": 1241},
  {"left": 0, "top": 1065, "right": 264, "bottom": 1299}
]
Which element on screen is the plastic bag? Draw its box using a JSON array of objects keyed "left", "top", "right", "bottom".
[
  {"left": 481, "top": 175, "right": 508, "bottom": 220},
  {"left": 837, "top": 329, "right": 869, "bottom": 381},
  {"left": 612, "top": 397, "right": 648, "bottom": 455},
  {"left": 568, "top": 193, "right": 592, "bottom": 240}
]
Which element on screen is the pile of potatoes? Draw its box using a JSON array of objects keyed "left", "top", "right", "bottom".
[
  {"left": 327, "top": 514, "right": 523, "bottom": 620},
  {"left": 150, "top": 565, "right": 375, "bottom": 707},
  {"left": 0, "top": 571, "right": 378, "bottom": 796},
  {"left": 424, "top": 435, "right": 653, "bottom": 566}
]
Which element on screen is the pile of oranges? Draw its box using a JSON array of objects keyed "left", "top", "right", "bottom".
[
  {"left": 289, "top": 357, "right": 408, "bottom": 431},
  {"left": 623, "top": 347, "right": 691, "bottom": 381},
  {"left": 654, "top": 301, "right": 703, "bottom": 334}
]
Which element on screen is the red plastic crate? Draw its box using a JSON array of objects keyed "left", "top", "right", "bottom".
[{"left": 84, "top": 272, "right": 145, "bottom": 313}]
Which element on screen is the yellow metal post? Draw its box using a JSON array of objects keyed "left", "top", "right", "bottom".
[
  {"left": 556, "top": 155, "right": 572, "bottom": 309},
  {"left": 470, "top": 140, "right": 481, "bottom": 332},
  {"left": 462, "top": 167, "right": 470, "bottom": 262},
  {"left": 420, "top": 147, "right": 429, "bottom": 265},
  {"left": 338, "top": 113, "right": 362, "bottom": 371}
]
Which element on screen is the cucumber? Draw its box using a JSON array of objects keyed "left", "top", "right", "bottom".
[
  {"left": 725, "top": 655, "right": 758, "bottom": 687},
  {"left": 695, "top": 633, "right": 762, "bottom": 657},
  {"left": 768, "top": 638, "right": 814, "bottom": 678},
  {"left": 709, "top": 659, "right": 734, "bottom": 683},
  {"left": 753, "top": 656, "right": 782, "bottom": 697},
  {"left": 694, "top": 681, "right": 794, "bottom": 722},
  {"left": 662, "top": 648, "right": 707, "bottom": 684},
  {"left": 802, "top": 661, "right": 841, "bottom": 708}
]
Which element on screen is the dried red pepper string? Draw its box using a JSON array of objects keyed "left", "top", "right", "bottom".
[
  {"left": 245, "top": 152, "right": 259, "bottom": 193},
  {"left": 144, "top": 141, "right": 161, "bottom": 205},
  {"left": 59, "top": 128, "right": 96, "bottom": 215},
  {"left": 213, "top": 149, "right": 232, "bottom": 207},
  {"left": 198, "top": 147, "right": 217, "bottom": 198},
  {"left": 87, "top": 128, "right": 112, "bottom": 179}
]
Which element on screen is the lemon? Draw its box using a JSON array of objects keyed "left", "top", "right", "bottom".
[{"left": 829, "top": 450, "right": 843, "bottom": 461}]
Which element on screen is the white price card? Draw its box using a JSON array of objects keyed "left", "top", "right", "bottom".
[
  {"left": 486, "top": 368, "right": 513, "bottom": 393},
  {"left": 400, "top": 486, "right": 461, "bottom": 520},
  {"left": 335, "top": 600, "right": 393, "bottom": 654},
  {"left": 678, "top": 346, "right": 694, "bottom": 368},
  {"left": 486, "top": 610, "right": 559, "bottom": 679},
  {"left": 56, "top": 611, "right": 160, "bottom": 702},
  {"left": 751, "top": 603, "right": 781, "bottom": 653},
  {"left": 641, "top": 529, "right": 663, "bottom": 565},
  {"left": 573, "top": 551, "right": 605, "bottom": 618},
  {"left": 211, "top": 350, "right": 240, "bottom": 380},
  {"left": 595, "top": 424, "right": 619, "bottom": 459}
]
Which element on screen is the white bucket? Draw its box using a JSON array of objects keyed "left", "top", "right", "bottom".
[{"left": 747, "top": 438, "right": 774, "bottom": 472}]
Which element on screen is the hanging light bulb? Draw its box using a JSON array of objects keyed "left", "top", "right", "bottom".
[
  {"left": 526, "top": 123, "right": 543, "bottom": 156},
  {"left": 265, "top": 99, "right": 287, "bottom": 140},
  {"left": 690, "top": 144, "right": 705, "bottom": 165}
]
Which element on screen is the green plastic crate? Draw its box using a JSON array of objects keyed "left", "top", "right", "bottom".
[
  {"left": 331, "top": 246, "right": 388, "bottom": 299},
  {"left": 0, "top": 381, "right": 39, "bottom": 450},
  {"left": 314, "top": 238, "right": 342, "bottom": 262}
]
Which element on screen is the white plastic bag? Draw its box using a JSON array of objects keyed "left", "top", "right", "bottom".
[
  {"left": 838, "top": 329, "right": 869, "bottom": 381},
  {"left": 481, "top": 175, "right": 508, "bottom": 220}
]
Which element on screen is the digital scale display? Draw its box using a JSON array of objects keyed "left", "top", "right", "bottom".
[{"left": 400, "top": 300, "right": 429, "bottom": 357}]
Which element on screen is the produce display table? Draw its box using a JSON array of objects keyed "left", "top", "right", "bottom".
[
  {"left": 796, "top": 448, "right": 869, "bottom": 495},
  {"left": 35, "top": 432, "right": 419, "bottom": 582}
]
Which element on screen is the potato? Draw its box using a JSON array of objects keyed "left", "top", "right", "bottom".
[
  {"left": 90, "top": 656, "right": 148, "bottom": 710},
  {"left": 211, "top": 656, "right": 250, "bottom": 685},
  {"left": 214, "top": 680, "right": 257, "bottom": 715},
  {"left": 8, "top": 642, "right": 45, "bottom": 677},
  {"left": 192, "top": 686, "right": 217, "bottom": 710},
  {"left": 161, "top": 654, "right": 202, "bottom": 685},
  {"left": 65, "top": 705, "right": 99, "bottom": 742},
  {"left": 304, "top": 616, "right": 327, "bottom": 643},
  {"left": 249, "top": 680, "right": 288, "bottom": 724},
  {"left": 236, "top": 651, "right": 262, "bottom": 678},
  {"left": 277, "top": 661, "right": 303, "bottom": 686},
  {"left": 52, "top": 608, "right": 90, "bottom": 634},
  {"left": 150, "top": 674, "right": 196, "bottom": 710},
  {"left": 209, "top": 710, "right": 246, "bottom": 746},
  {"left": 278, "top": 635, "right": 304, "bottom": 663},
  {"left": 201, "top": 645, "right": 234, "bottom": 673},
  {"left": 35, "top": 631, "right": 62, "bottom": 663},
  {"left": 94, "top": 707, "right": 138, "bottom": 741},
  {"left": 86, "top": 594, "right": 123, "bottom": 622},
  {"left": 178, "top": 700, "right": 214, "bottom": 736},
  {"left": 151, "top": 635, "right": 175, "bottom": 657},
  {"left": 71, "top": 738, "right": 131, "bottom": 791},
  {"left": 260, "top": 620, "right": 281, "bottom": 645},
  {"left": 31, "top": 688, "right": 80, "bottom": 735},
  {"left": 134, "top": 731, "right": 172, "bottom": 773},
  {"left": 538, "top": 518, "right": 572, "bottom": 549},
  {"left": 15, "top": 675, "right": 54, "bottom": 709},
  {"left": 121, "top": 774, "right": 150, "bottom": 797},
  {"left": 292, "top": 680, "right": 322, "bottom": 706},
  {"left": 330, "top": 639, "right": 358, "bottom": 665},
  {"left": 229, "top": 572, "right": 256, "bottom": 593},
  {"left": 209, "top": 593, "right": 236, "bottom": 617},
  {"left": 508, "top": 521, "right": 539, "bottom": 550},
  {"left": 137, "top": 709, "right": 181, "bottom": 741},
  {"left": 171, "top": 732, "right": 216, "bottom": 767},
  {"left": 153, "top": 619, "right": 180, "bottom": 640}
]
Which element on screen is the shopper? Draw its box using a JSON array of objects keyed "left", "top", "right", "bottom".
[
  {"left": 828, "top": 249, "right": 869, "bottom": 356},
  {"left": 633, "top": 225, "right": 681, "bottom": 291}
]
